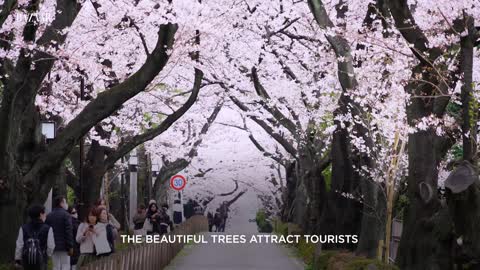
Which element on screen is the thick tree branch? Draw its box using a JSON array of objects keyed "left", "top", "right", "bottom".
[
  {"left": 187, "top": 99, "right": 224, "bottom": 158},
  {"left": 460, "top": 15, "right": 477, "bottom": 162},
  {"left": 226, "top": 189, "right": 248, "bottom": 208},
  {"left": 153, "top": 99, "right": 224, "bottom": 195},
  {"left": 251, "top": 67, "right": 298, "bottom": 136},
  {"left": 386, "top": 0, "right": 442, "bottom": 63},
  {"left": 248, "top": 134, "right": 286, "bottom": 166},
  {"left": 218, "top": 180, "right": 239, "bottom": 196},
  {"left": 104, "top": 68, "right": 204, "bottom": 168},
  {"left": 24, "top": 23, "right": 178, "bottom": 186},
  {"left": 230, "top": 95, "right": 297, "bottom": 157},
  {"left": 0, "top": 0, "right": 17, "bottom": 29}
]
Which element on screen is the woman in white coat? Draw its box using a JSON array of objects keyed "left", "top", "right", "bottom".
[{"left": 75, "top": 208, "right": 98, "bottom": 267}]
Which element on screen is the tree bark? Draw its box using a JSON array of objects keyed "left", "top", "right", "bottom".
[{"left": 309, "top": 0, "right": 378, "bottom": 253}]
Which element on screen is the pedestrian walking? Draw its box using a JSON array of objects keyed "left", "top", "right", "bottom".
[
  {"left": 46, "top": 196, "right": 73, "bottom": 270},
  {"left": 14, "top": 205, "right": 55, "bottom": 270},
  {"left": 173, "top": 199, "right": 183, "bottom": 225},
  {"left": 207, "top": 212, "right": 214, "bottom": 232},
  {"left": 213, "top": 210, "right": 222, "bottom": 232},
  {"left": 219, "top": 202, "right": 229, "bottom": 230}
]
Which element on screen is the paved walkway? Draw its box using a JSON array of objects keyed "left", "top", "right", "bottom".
[{"left": 165, "top": 232, "right": 305, "bottom": 270}]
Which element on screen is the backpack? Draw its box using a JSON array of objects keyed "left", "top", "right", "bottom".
[{"left": 22, "top": 224, "right": 47, "bottom": 266}]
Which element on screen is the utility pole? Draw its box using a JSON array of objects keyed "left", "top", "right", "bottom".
[
  {"left": 78, "top": 76, "right": 86, "bottom": 220},
  {"left": 146, "top": 153, "right": 152, "bottom": 204},
  {"left": 120, "top": 169, "right": 127, "bottom": 231}
]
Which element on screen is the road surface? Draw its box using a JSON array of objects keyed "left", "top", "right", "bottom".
[{"left": 165, "top": 232, "right": 305, "bottom": 270}]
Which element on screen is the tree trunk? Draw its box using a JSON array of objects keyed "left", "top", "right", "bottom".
[
  {"left": 319, "top": 108, "right": 363, "bottom": 251},
  {"left": 0, "top": 177, "right": 28, "bottom": 262},
  {"left": 356, "top": 178, "right": 386, "bottom": 258},
  {"left": 0, "top": 95, "right": 44, "bottom": 261},
  {"left": 282, "top": 161, "right": 297, "bottom": 223},
  {"left": 77, "top": 140, "right": 108, "bottom": 218},
  {"left": 396, "top": 130, "right": 453, "bottom": 270},
  {"left": 137, "top": 146, "right": 149, "bottom": 206}
]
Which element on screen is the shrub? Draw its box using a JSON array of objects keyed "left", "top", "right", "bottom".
[
  {"left": 272, "top": 218, "right": 288, "bottom": 236},
  {"left": 314, "top": 251, "right": 399, "bottom": 270},
  {"left": 255, "top": 209, "right": 273, "bottom": 233},
  {"left": 296, "top": 237, "right": 315, "bottom": 264}
]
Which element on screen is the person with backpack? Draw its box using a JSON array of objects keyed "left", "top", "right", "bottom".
[
  {"left": 14, "top": 205, "right": 55, "bottom": 270},
  {"left": 46, "top": 195, "right": 73, "bottom": 270}
]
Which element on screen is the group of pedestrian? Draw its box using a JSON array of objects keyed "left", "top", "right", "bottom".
[
  {"left": 132, "top": 200, "right": 174, "bottom": 236},
  {"left": 207, "top": 202, "right": 229, "bottom": 232},
  {"left": 15, "top": 196, "right": 120, "bottom": 270}
]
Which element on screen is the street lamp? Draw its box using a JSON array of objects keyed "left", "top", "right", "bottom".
[
  {"left": 128, "top": 149, "right": 138, "bottom": 166},
  {"left": 152, "top": 163, "right": 160, "bottom": 177},
  {"left": 41, "top": 121, "right": 56, "bottom": 142}
]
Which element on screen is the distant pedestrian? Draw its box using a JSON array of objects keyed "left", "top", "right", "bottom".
[
  {"left": 219, "top": 202, "right": 228, "bottom": 232},
  {"left": 207, "top": 212, "right": 214, "bottom": 232},
  {"left": 213, "top": 210, "right": 222, "bottom": 232},
  {"left": 173, "top": 199, "right": 183, "bottom": 225},
  {"left": 68, "top": 206, "right": 80, "bottom": 270},
  {"left": 146, "top": 202, "right": 161, "bottom": 235},
  {"left": 46, "top": 195, "right": 73, "bottom": 270},
  {"left": 15, "top": 205, "right": 55, "bottom": 270},
  {"left": 194, "top": 205, "right": 203, "bottom": 215}
]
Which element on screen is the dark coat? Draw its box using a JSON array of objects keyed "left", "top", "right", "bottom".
[
  {"left": 70, "top": 217, "right": 80, "bottom": 265},
  {"left": 46, "top": 207, "right": 73, "bottom": 252},
  {"left": 147, "top": 207, "right": 173, "bottom": 235},
  {"left": 207, "top": 212, "right": 213, "bottom": 225},
  {"left": 22, "top": 220, "right": 51, "bottom": 263}
]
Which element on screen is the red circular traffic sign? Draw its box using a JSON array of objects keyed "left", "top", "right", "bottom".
[{"left": 170, "top": 175, "right": 187, "bottom": 191}]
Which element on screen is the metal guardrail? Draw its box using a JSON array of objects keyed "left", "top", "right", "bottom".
[{"left": 80, "top": 215, "right": 208, "bottom": 270}]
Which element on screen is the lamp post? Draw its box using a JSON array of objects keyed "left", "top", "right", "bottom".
[
  {"left": 78, "top": 77, "right": 87, "bottom": 220},
  {"left": 120, "top": 160, "right": 126, "bottom": 231},
  {"left": 152, "top": 163, "right": 159, "bottom": 177},
  {"left": 127, "top": 149, "right": 138, "bottom": 230},
  {"left": 40, "top": 121, "right": 56, "bottom": 143},
  {"left": 41, "top": 121, "right": 56, "bottom": 212},
  {"left": 149, "top": 163, "right": 159, "bottom": 202}
]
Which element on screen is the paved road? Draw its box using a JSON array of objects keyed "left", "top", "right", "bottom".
[{"left": 165, "top": 232, "right": 305, "bottom": 270}]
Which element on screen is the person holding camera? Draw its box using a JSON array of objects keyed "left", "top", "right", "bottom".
[{"left": 75, "top": 208, "right": 98, "bottom": 267}]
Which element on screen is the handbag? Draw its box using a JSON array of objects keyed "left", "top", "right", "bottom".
[{"left": 143, "top": 217, "right": 153, "bottom": 232}]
